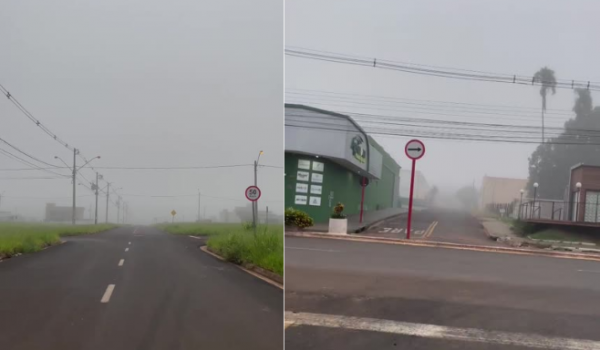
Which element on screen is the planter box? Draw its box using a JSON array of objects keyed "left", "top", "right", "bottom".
[{"left": 328, "top": 218, "right": 348, "bottom": 235}]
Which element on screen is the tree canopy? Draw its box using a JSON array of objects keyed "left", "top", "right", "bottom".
[{"left": 527, "top": 88, "right": 600, "bottom": 199}]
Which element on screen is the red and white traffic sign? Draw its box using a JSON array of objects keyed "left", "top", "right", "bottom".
[
  {"left": 245, "top": 186, "right": 261, "bottom": 202},
  {"left": 405, "top": 139, "right": 425, "bottom": 160},
  {"left": 405, "top": 139, "right": 426, "bottom": 240}
]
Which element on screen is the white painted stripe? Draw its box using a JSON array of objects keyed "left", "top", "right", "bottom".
[
  {"left": 100, "top": 284, "right": 115, "bottom": 303},
  {"left": 118, "top": 259, "right": 124, "bottom": 266},
  {"left": 577, "top": 269, "right": 600, "bottom": 274},
  {"left": 286, "top": 247, "right": 340, "bottom": 253},
  {"left": 285, "top": 312, "right": 600, "bottom": 350},
  {"left": 189, "top": 235, "right": 202, "bottom": 239},
  {"left": 128, "top": 242, "right": 131, "bottom": 245},
  {"left": 125, "top": 247, "right": 129, "bottom": 252}
]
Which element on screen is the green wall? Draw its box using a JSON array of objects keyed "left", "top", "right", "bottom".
[{"left": 285, "top": 143, "right": 400, "bottom": 223}]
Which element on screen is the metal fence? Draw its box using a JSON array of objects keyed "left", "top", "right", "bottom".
[{"left": 519, "top": 199, "right": 600, "bottom": 223}]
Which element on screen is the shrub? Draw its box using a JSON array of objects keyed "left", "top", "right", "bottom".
[{"left": 285, "top": 207, "right": 314, "bottom": 229}]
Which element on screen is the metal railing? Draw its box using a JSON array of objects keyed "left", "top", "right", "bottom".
[{"left": 519, "top": 199, "right": 600, "bottom": 223}]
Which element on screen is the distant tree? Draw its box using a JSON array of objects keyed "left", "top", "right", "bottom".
[
  {"left": 527, "top": 89, "right": 600, "bottom": 199},
  {"left": 425, "top": 186, "right": 439, "bottom": 206},
  {"left": 456, "top": 186, "right": 478, "bottom": 210},
  {"left": 533, "top": 67, "right": 557, "bottom": 143}
]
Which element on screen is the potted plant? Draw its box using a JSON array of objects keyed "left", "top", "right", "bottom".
[{"left": 328, "top": 202, "right": 347, "bottom": 234}]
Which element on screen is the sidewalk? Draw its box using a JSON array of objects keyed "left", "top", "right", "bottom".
[
  {"left": 479, "top": 217, "right": 519, "bottom": 240},
  {"left": 310, "top": 207, "right": 409, "bottom": 233}
]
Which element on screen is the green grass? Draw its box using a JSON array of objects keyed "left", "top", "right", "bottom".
[
  {"left": 0, "top": 222, "right": 118, "bottom": 258},
  {"left": 157, "top": 222, "right": 283, "bottom": 276}
]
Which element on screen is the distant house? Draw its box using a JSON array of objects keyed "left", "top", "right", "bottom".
[
  {"left": 45, "top": 203, "right": 84, "bottom": 222},
  {"left": 480, "top": 176, "right": 527, "bottom": 208},
  {"left": 399, "top": 170, "right": 430, "bottom": 200}
]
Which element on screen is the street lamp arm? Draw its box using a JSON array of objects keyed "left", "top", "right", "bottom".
[
  {"left": 54, "top": 156, "right": 71, "bottom": 169},
  {"left": 76, "top": 156, "right": 101, "bottom": 171}
]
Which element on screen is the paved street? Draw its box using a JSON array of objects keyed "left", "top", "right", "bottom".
[
  {"left": 365, "top": 208, "right": 504, "bottom": 246},
  {"left": 285, "top": 236, "right": 600, "bottom": 349},
  {"left": 0, "top": 226, "right": 283, "bottom": 350}
]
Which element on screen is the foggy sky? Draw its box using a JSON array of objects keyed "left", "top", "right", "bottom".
[
  {"left": 286, "top": 0, "right": 600, "bottom": 194},
  {"left": 1, "top": 0, "right": 283, "bottom": 224}
]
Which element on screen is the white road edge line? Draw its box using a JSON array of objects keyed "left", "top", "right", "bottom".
[
  {"left": 189, "top": 235, "right": 203, "bottom": 239},
  {"left": 100, "top": 284, "right": 115, "bottom": 303},
  {"left": 125, "top": 247, "right": 129, "bottom": 252},
  {"left": 118, "top": 259, "right": 124, "bottom": 266},
  {"left": 577, "top": 269, "right": 600, "bottom": 273},
  {"left": 285, "top": 312, "right": 600, "bottom": 350},
  {"left": 286, "top": 247, "right": 340, "bottom": 253}
]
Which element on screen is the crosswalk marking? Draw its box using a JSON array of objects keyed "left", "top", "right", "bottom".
[{"left": 285, "top": 311, "right": 600, "bottom": 350}]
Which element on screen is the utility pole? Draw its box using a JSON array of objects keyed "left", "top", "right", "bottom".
[
  {"left": 105, "top": 182, "right": 110, "bottom": 223},
  {"left": 253, "top": 160, "right": 258, "bottom": 231},
  {"left": 197, "top": 190, "right": 201, "bottom": 222},
  {"left": 94, "top": 172, "right": 99, "bottom": 225},
  {"left": 266, "top": 206, "right": 269, "bottom": 225},
  {"left": 72, "top": 148, "right": 77, "bottom": 225},
  {"left": 0, "top": 191, "right": 4, "bottom": 209},
  {"left": 117, "top": 197, "right": 121, "bottom": 224}
]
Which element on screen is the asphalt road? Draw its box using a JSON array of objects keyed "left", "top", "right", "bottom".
[
  {"left": 365, "top": 208, "right": 503, "bottom": 246},
  {"left": 0, "top": 226, "right": 283, "bottom": 350},
  {"left": 285, "top": 236, "right": 600, "bottom": 349}
]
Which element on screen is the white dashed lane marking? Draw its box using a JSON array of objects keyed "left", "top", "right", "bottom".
[
  {"left": 118, "top": 259, "right": 124, "bottom": 266},
  {"left": 100, "top": 284, "right": 115, "bottom": 303},
  {"left": 125, "top": 247, "right": 129, "bottom": 252}
]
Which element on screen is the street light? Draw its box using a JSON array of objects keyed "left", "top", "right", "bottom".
[
  {"left": 575, "top": 182, "right": 582, "bottom": 222},
  {"left": 54, "top": 154, "right": 101, "bottom": 225},
  {"left": 252, "top": 150, "right": 263, "bottom": 232},
  {"left": 532, "top": 183, "right": 539, "bottom": 219}
]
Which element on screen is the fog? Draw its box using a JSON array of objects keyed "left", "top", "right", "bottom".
[
  {"left": 286, "top": 0, "right": 600, "bottom": 196},
  {"left": 1, "top": 0, "right": 283, "bottom": 224}
]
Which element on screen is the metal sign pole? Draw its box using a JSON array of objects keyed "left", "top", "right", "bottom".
[{"left": 406, "top": 159, "right": 416, "bottom": 240}]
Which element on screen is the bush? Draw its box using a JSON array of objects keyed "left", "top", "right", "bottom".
[{"left": 285, "top": 207, "right": 314, "bottom": 229}]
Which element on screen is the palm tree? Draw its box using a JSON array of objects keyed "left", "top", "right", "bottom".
[{"left": 533, "top": 67, "right": 557, "bottom": 143}]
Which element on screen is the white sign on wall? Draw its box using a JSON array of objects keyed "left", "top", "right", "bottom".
[
  {"left": 297, "top": 171, "right": 310, "bottom": 182},
  {"left": 311, "top": 173, "right": 323, "bottom": 183},
  {"left": 309, "top": 196, "right": 322, "bottom": 206},
  {"left": 295, "top": 195, "right": 308, "bottom": 205},
  {"left": 298, "top": 159, "right": 311, "bottom": 170},
  {"left": 296, "top": 183, "right": 308, "bottom": 193},
  {"left": 312, "top": 161, "right": 324, "bottom": 172},
  {"left": 310, "top": 185, "right": 322, "bottom": 195}
]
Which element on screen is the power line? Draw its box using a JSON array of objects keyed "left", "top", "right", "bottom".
[
  {"left": 0, "top": 136, "right": 64, "bottom": 168},
  {"left": 285, "top": 47, "right": 600, "bottom": 91},
  {"left": 0, "top": 83, "right": 76, "bottom": 151},
  {"left": 0, "top": 147, "right": 71, "bottom": 178},
  {"left": 286, "top": 115, "right": 600, "bottom": 146}
]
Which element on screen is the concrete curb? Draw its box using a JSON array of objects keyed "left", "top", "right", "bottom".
[
  {"left": 286, "top": 232, "right": 600, "bottom": 262},
  {"left": 200, "top": 246, "right": 283, "bottom": 289}
]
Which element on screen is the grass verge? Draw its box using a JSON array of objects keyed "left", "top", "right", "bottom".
[
  {"left": 0, "top": 223, "right": 118, "bottom": 259},
  {"left": 158, "top": 222, "right": 283, "bottom": 276}
]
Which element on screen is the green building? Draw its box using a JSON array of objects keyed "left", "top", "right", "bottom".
[{"left": 285, "top": 104, "right": 401, "bottom": 223}]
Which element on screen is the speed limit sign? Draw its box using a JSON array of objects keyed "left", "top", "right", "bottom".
[{"left": 245, "top": 186, "right": 261, "bottom": 202}]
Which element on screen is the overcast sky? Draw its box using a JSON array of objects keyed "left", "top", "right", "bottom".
[
  {"left": 285, "top": 0, "right": 600, "bottom": 194},
  {"left": 1, "top": 0, "right": 283, "bottom": 223}
]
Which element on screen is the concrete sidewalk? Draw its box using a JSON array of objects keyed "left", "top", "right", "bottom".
[
  {"left": 479, "top": 217, "right": 519, "bottom": 240},
  {"left": 310, "top": 207, "right": 410, "bottom": 233}
]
